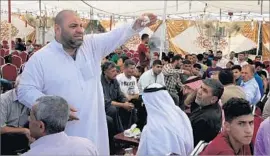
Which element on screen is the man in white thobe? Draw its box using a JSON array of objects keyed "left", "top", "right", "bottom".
[
  {"left": 17, "top": 10, "right": 157, "bottom": 155},
  {"left": 137, "top": 83, "right": 194, "bottom": 155}
]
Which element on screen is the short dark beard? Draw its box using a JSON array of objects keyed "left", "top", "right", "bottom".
[{"left": 61, "top": 36, "right": 82, "bottom": 50}]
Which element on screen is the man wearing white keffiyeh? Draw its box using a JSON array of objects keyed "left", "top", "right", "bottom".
[{"left": 136, "top": 83, "right": 194, "bottom": 156}]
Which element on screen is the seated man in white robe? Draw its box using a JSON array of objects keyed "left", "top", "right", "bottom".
[
  {"left": 137, "top": 83, "right": 194, "bottom": 156},
  {"left": 22, "top": 95, "right": 98, "bottom": 156}
]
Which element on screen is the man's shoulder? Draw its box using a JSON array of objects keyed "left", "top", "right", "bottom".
[
  {"left": 68, "top": 136, "right": 97, "bottom": 149},
  {"left": 28, "top": 45, "right": 54, "bottom": 61},
  {"left": 116, "top": 73, "right": 125, "bottom": 80},
  {"left": 260, "top": 117, "right": 270, "bottom": 129},
  {"left": 141, "top": 69, "right": 151, "bottom": 76},
  {"left": 0, "top": 90, "right": 14, "bottom": 102},
  {"left": 138, "top": 43, "right": 145, "bottom": 48},
  {"left": 200, "top": 133, "right": 234, "bottom": 155}
]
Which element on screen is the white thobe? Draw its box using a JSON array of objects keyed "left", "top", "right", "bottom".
[
  {"left": 138, "top": 69, "right": 165, "bottom": 94},
  {"left": 22, "top": 132, "right": 98, "bottom": 155},
  {"left": 216, "top": 58, "right": 229, "bottom": 68},
  {"left": 17, "top": 23, "right": 139, "bottom": 155},
  {"left": 137, "top": 84, "right": 194, "bottom": 155}
]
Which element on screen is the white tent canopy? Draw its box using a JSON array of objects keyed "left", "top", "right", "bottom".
[{"left": 1, "top": 1, "right": 269, "bottom": 21}]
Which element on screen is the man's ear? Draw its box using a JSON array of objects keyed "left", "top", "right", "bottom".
[
  {"left": 224, "top": 121, "right": 231, "bottom": 132},
  {"left": 39, "top": 121, "right": 46, "bottom": 134},
  {"left": 211, "top": 96, "right": 218, "bottom": 104},
  {"left": 54, "top": 24, "right": 61, "bottom": 35}
]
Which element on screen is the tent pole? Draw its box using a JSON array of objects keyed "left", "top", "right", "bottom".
[
  {"left": 159, "top": 0, "right": 167, "bottom": 60},
  {"left": 256, "top": 21, "right": 261, "bottom": 56},
  {"left": 8, "top": 0, "right": 12, "bottom": 54},
  {"left": 110, "top": 15, "right": 112, "bottom": 31}
]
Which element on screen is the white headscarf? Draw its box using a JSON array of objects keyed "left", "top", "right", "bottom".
[{"left": 137, "top": 83, "right": 194, "bottom": 156}]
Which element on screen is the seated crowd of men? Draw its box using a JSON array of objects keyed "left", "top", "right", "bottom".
[
  {"left": 99, "top": 41, "right": 270, "bottom": 154},
  {"left": 1, "top": 42, "right": 270, "bottom": 155}
]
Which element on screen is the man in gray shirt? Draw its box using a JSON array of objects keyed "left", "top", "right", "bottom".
[{"left": 0, "top": 75, "right": 31, "bottom": 155}]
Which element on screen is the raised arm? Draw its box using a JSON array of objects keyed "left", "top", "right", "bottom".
[
  {"left": 17, "top": 55, "right": 45, "bottom": 108},
  {"left": 84, "top": 24, "right": 138, "bottom": 61},
  {"left": 84, "top": 13, "right": 157, "bottom": 61}
]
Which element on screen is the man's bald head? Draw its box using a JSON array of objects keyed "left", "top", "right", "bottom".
[{"left": 55, "top": 10, "right": 77, "bottom": 26}]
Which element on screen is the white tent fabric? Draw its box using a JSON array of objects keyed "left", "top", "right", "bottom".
[
  {"left": 1, "top": 14, "right": 34, "bottom": 40},
  {"left": 170, "top": 25, "right": 257, "bottom": 55},
  {"left": 1, "top": 1, "right": 269, "bottom": 19}
]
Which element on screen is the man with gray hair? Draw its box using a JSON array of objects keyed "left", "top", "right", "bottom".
[
  {"left": 189, "top": 78, "right": 224, "bottom": 146},
  {"left": 101, "top": 61, "right": 136, "bottom": 154},
  {"left": 22, "top": 95, "right": 98, "bottom": 155},
  {"left": 240, "top": 64, "right": 261, "bottom": 105}
]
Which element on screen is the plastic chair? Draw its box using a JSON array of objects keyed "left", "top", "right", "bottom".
[
  {"left": 0, "top": 56, "right": 5, "bottom": 66},
  {"left": 0, "top": 63, "right": 17, "bottom": 81},
  {"left": 190, "top": 140, "right": 209, "bottom": 156},
  {"left": 11, "top": 55, "right": 23, "bottom": 69},
  {"left": 2, "top": 40, "right": 8, "bottom": 45},
  {"left": 126, "top": 52, "right": 133, "bottom": 58},
  {"left": 133, "top": 53, "right": 139, "bottom": 58},
  {"left": 19, "top": 51, "right": 28, "bottom": 63},
  {"left": 132, "top": 57, "right": 139, "bottom": 64},
  {"left": 12, "top": 51, "right": 20, "bottom": 56},
  {"left": 0, "top": 49, "right": 6, "bottom": 57}
]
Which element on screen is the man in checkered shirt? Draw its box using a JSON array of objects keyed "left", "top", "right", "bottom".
[{"left": 162, "top": 54, "right": 191, "bottom": 109}]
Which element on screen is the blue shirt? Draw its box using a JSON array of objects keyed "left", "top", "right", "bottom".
[
  {"left": 236, "top": 77, "right": 242, "bottom": 86},
  {"left": 254, "top": 73, "right": 264, "bottom": 96},
  {"left": 240, "top": 78, "right": 261, "bottom": 105}
]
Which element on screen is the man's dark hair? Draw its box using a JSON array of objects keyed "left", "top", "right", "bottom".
[
  {"left": 227, "top": 61, "right": 234, "bottom": 66},
  {"left": 203, "top": 79, "right": 224, "bottom": 99},
  {"left": 17, "top": 38, "right": 22, "bottom": 43},
  {"left": 141, "top": 34, "right": 149, "bottom": 40},
  {"left": 168, "top": 52, "right": 174, "bottom": 58},
  {"left": 217, "top": 50, "right": 222, "bottom": 54},
  {"left": 124, "top": 59, "right": 136, "bottom": 68},
  {"left": 136, "top": 66, "right": 145, "bottom": 74},
  {"left": 255, "top": 55, "right": 261, "bottom": 59},
  {"left": 162, "top": 56, "right": 170, "bottom": 63},
  {"left": 218, "top": 69, "right": 234, "bottom": 85},
  {"left": 193, "top": 63, "right": 201, "bottom": 69},
  {"left": 223, "top": 98, "right": 252, "bottom": 122},
  {"left": 182, "top": 59, "right": 191, "bottom": 65},
  {"left": 102, "top": 61, "right": 116, "bottom": 74},
  {"left": 247, "top": 59, "right": 254, "bottom": 65},
  {"left": 120, "top": 55, "right": 129, "bottom": 63},
  {"left": 172, "top": 54, "right": 182, "bottom": 63},
  {"left": 161, "top": 52, "right": 167, "bottom": 59},
  {"left": 197, "top": 54, "right": 204, "bottom": 61},
  {"left": 255, "top": 61, "right": 263, "bottom": 68},
  {"left": 257, "top": 70, "right": 267, "bottom": 78},
  {"left": 231, "top": 65, "right": 242, "bottom": 72},
  {"left": 152, "top": 60, "right": 162, "bottom": 66},
  {"left": 238, "top": 52, "right": 245, "bottom": 56},
  {"left": 27, "top": 40, "right": 32, "bottom": 43},
  {"left": 185, "top": 54, "right": 190, "bottom": 60}
]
